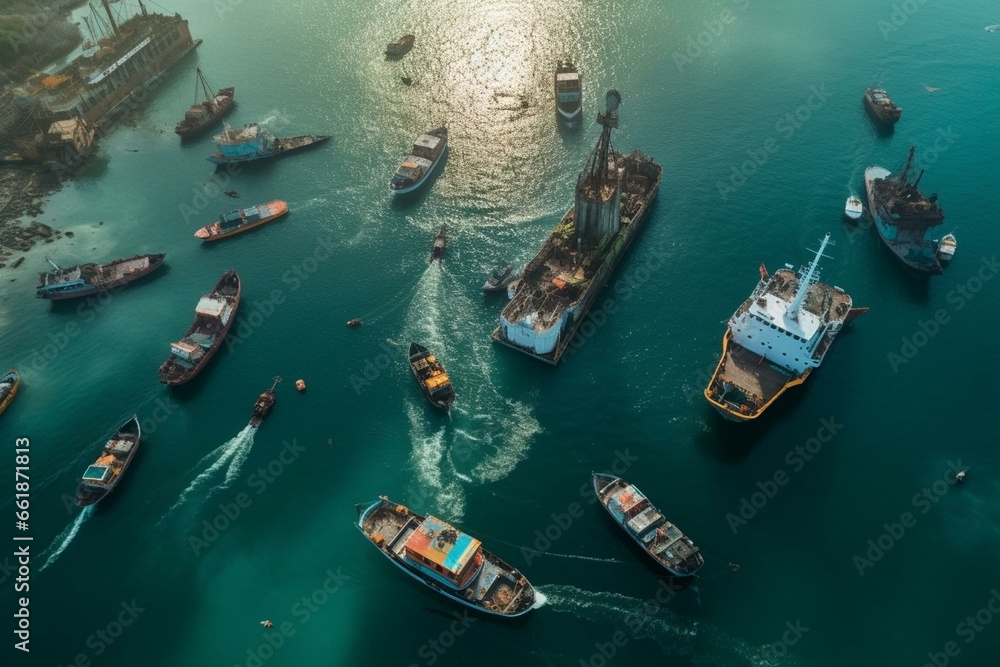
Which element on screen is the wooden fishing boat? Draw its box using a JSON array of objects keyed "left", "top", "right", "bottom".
[
  {"left": 408, "top": 342, "right": 454, "bottom": 410},
  {"left": 593, "top": 472, "right": 704, "bottom": 576},
  {"left": 385, "top": 34, "right": 415, "bottom": 58},
  {"left": 76, "top": 415, "right": 140, "bottom": 506},
  {"left": 174, "top": 68, "right": 234, "bottom": 139},
  {"left": 356, "top": 496, "right": 537, "bottom": 616},
  {"left": 158, "top": 270, "right": 241, "bottom": 385},
  {"left": 937, "top": 233, "right": 957, "bottom": 263},
  {"left": 864, "top": 87, "right": 902, "bottom": 126},
  {"left": 36, "top": 254, "right": 165, "bottom": 300},
  {"left": 249, "top": 376, "right": 280, "bottom": 427},
  {"left": 0, "top": 369, "right": 20, "bottom": 416},
  {"left": 430, "top": 226, "right": 447, "bottom": 262},
  {"left": 194, "top": 200, "right": 288, "bottom": 241}
]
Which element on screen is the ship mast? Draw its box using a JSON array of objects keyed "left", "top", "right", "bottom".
[
  {"left": 898, "top": 145, "right": 916, "bottom": 186},
  {"left": 788, "top": 234, "right": 832, "bottom": 320},
  {"left": 574, "top": 90, "right": 622, "bottom": 247},
  {"left": 101, "top": 0, "right": 119, "bottom": 37}
]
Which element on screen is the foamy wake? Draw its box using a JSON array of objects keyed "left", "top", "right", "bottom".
[
  {"left": 537, "top": 585, "right": 798, "bottom": 666},
  {"left": 38, "top": 506, "right": 94, "bottom": 572},
  {"left": 158, "top": 424, "right": 257, "bottom": 523}
]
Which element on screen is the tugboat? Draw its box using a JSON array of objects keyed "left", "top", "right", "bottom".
[
  {"left": 194, "top": 200, "right": 289, "bottom": 241},
  {"left": 389, "top": 127, "right": 448, "bottom": 195},
  {"left": 482, "top": 264, "right": 517, "bottom": 292},
  {"left": 408, "top": 342, "right": 454, "bottom": 410},
  {"left": 430, "top": 226, "right": 447, "bottom": 262},
  {"left": 159, "top": 270, "right": 241, "bottom": 385},
  {"left": 250, "top": 376, "right": 280, "bottom": 427},
  {"left": 0, "top": 369, "right": 20, "bottom": 416},
  {"left": 76, "top": 415, "right": 140, "bottom": 507},
  {"left": 937, "top": 233, "right": 957, "bottom": 264},
  {"left": 593, "top": 473, "right": 704, "bottom": 577},
  {"left": 844, "top": 194, "right": 863, "bottom": 220},
  {"left": 864, "top": 87, "right": 902, "bottom": 126},
  {"left": 385, "top": 34, "right": 415, "bottom": 58},
  {"left": 36, "top": 254, "right": 165, "bottom": 300},
  {"left": 356, "top": 496, "right": 537, "bottom": 617},
  {"left": 704, "top": 234, "right": 867, "bottom": 421},
  {"left": 865, "top": 146, "right": 946, "bottom": 275},
  {"left": 554, "top": 60, "right": 582, "bottom": 128},
  {"left": 207, "top": 123, "right": 330, "bottom": 165},
  {"left": 174, "top": 68, "right": 234, "bottom": 139}
]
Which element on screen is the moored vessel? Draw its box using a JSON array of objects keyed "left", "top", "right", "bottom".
[
  {"left": 864, "top": 87, "right": 902, "bottom": 126},
  {"left": 385, "top": 34, "right": 415, "bottom": 58},
  {"left": 158, "top": 270, "right": 241, "bottom": 385},
  {"left": 174, "top": 68, "right": 234, "bottom": 139},
  {"left": 430, "top": 226, "right": 447, "bottom": 261},
  {"left": 408, "top": 342, "right": 454, "bottom": 410},
  {"left": 492, "top": 90, "right": 661, "bottom": 364},
  {"left": 705, "top": 234, "right": 866, "bottom": 421},
  {"left": 194, "top": 200, "right": 288, "bottom": 241},
  {"left": 356, "top": 496, "right": 536, "bottom": 616},
  {"left": 0, "top": 369, "right": 20, "bottom": 416},
  {"left": 593, "top": 473, "right": 704, "bottom": 577},
  {"left": 937, "top": 233, "right": 957, "bottom": 263},
  {"left": 76, "top": 414, "right": 140, "bottom": 506},
  {"left": 250, "top": 376, "right": 280, "bottom": 427},
  {"left": 844, "top": 195, "right": 863, "bottom": 220},
  {"left": 554, "top": 60, "right": 582, "bottom": 127},
  {"left": 865, "top": 146, "right": 946, "bottom": 275},
  {"left": 482, "top": 264, "right": 517, "bottom": 292},
  {"left": 389, "top": 127, "right": 448, "bottom": 194},
  {"left": 207, "top": 123, "right": 330, "bottom": 165},
  {"left": 36, "top": 254, "right": 165, "bottom": 300}
]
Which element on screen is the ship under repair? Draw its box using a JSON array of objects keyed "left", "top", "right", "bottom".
[{"left": 492, "top": 90, "right": 661, "bottom": 364}]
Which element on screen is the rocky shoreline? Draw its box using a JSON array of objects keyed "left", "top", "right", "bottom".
[{"left": 0, "top": 166, "right": 66, "bottom": 269}]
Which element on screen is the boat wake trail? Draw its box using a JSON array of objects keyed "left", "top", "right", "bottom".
[
  {"left": 531, "top": 552, "right": 625, "bottom": 564},
  {"left": 38, "top": 506, "right": 95, "bottom": 572},
  {"left": 986, "top": 24, "right": 999, "bottom": 32},
  {"left": 158, "top": 424, "right": 257, "bottom": 524},
  {"left": 403, "top": 264, "right": 541, "bottom": 518},
  {"left": 536, "top": 585, "right": 798, "bottom": 665}
]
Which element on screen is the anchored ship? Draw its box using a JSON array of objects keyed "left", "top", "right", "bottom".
[
  {"left": 492, "top": 90, "right": 661, "bottom": 364},
  {"left": 865, "top": 146, "right": 947, "bottom": 275},
  {"left": 194, "top": 200, "right": 288, "bottom": 241},
  {"left": 863, "top": 88, "right": 902, "bottom": 127},
  {"left": 207, "top": 123, "right": 330, "bottom": 165},
  {"left": 158, "top": 270, "right": 241, "bottom": 386},
  {"left": 174, "top": 68, "right": 234, "bottom": 139},
  {"left": 593, "top": 473, "right": 704, "bottom": 577},
  {"left": 554, "top": 60, "right": 582, "bottom": 127},
  {"left": 14, "top": 1, "right": 199, "bottom": 126},
  {"left": 356, "top": 497, "right": 536, "bottom": 617},
  {"left": 389, "top": 127, "right": 448, "bottom": 194},
  {"left": 36, "top": 254, "right": 165, "bottom": 300},
  {"left": 76, "top": 415, "right": 140, "bottom": 506},
  {"left": 705, "top": 235, "right": 866, "bottom": 421}
]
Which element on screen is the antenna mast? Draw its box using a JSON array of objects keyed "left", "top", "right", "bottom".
[{"left": 788, "top": 234, "right": 833, "bottom": 319}]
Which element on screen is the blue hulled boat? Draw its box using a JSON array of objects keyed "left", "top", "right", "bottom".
[
  {"left": 207, "top": 123, "right": 330, "bottom": 165},
  {"left": 356, "top": 497, "right": 537, "bottom": 616},
  {"left": 593, "top": 473, "right": 704, "bottom": 577}
]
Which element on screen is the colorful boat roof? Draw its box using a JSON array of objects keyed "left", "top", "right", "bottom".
[
  {"left": 612, "top": 485, "right": 647, "bottom": 513},
  {"left": 404, "top": 516, "right": 480, "bottom": 575}
]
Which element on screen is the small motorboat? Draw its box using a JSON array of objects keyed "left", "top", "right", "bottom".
[
  {"left": 386, "top": 34, "right": 415, "bottom": 58},
  {"left": 225, "top": 190, "right": 239, "bottom": 198},
  {"left": 401, "top": 76, "right": 413, "bottom": 86},
  {"left": 76, "top": 415, "right": 141, "bottom": 506},
  {"left": 937, "top": 234, "right": 957, "bottom": 263},
  {"left": 482, "top": 264, "right": 517, "bottom": 292},
  {"left": 0, "top": 369, "right": 20, "bottom": 416},
  {"left": 430, "top": 226, "right": 447, "bottom": 262},
  {"left": 250, "top": 376, "right": 280, "bottom": 427},
  {"left": 844, "top": 195, "right": 863, "bottom": 220},
  {"left": 347, "top": 318, "right": 363, "bottom": 327}
]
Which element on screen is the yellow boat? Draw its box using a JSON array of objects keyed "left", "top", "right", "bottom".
[
  {"left": 194, "top": 200, "right": 288, "bottom": 241},
  {"left": 0, "top": 369, "right": 21, "bottom": 416}
]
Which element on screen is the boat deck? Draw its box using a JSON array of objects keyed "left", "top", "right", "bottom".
[{"left": 710, "top": 337, "right": 795, "bottom": 411}]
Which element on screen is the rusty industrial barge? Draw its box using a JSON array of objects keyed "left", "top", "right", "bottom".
[{"left": 492, "top": 90, "right": 661, "bottom": 364}]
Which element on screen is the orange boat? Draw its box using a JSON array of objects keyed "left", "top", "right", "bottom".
[{"left": 195, "top": 200, "right": 288, "bottom": 241}]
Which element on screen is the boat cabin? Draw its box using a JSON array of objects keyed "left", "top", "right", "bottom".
[
  {"left": 402, "top": 516, "right": 483, "bottom": 588},
  {"left": 413, "top": 355, "right": 451, "bottom": 397},
  {"left": 412, "top": 134, "right": 443, "bottom": 161},
  {"left": 609, "top": 486, "right": 666, "bottom": 537}
]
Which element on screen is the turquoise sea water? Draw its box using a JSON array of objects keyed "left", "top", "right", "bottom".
[{"left": 2, "top": 1, "right": 1000, "bottom": 665}]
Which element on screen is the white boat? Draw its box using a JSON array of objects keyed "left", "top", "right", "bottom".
[
  {"left": 389, "top": 127, "right": 448, "bottom": 195},
  {"left": 937, "top": 234, "right": 957, "bottom": 262},
  {"left": 844, "top": 195, "right": 863, "bottom": 220}
]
